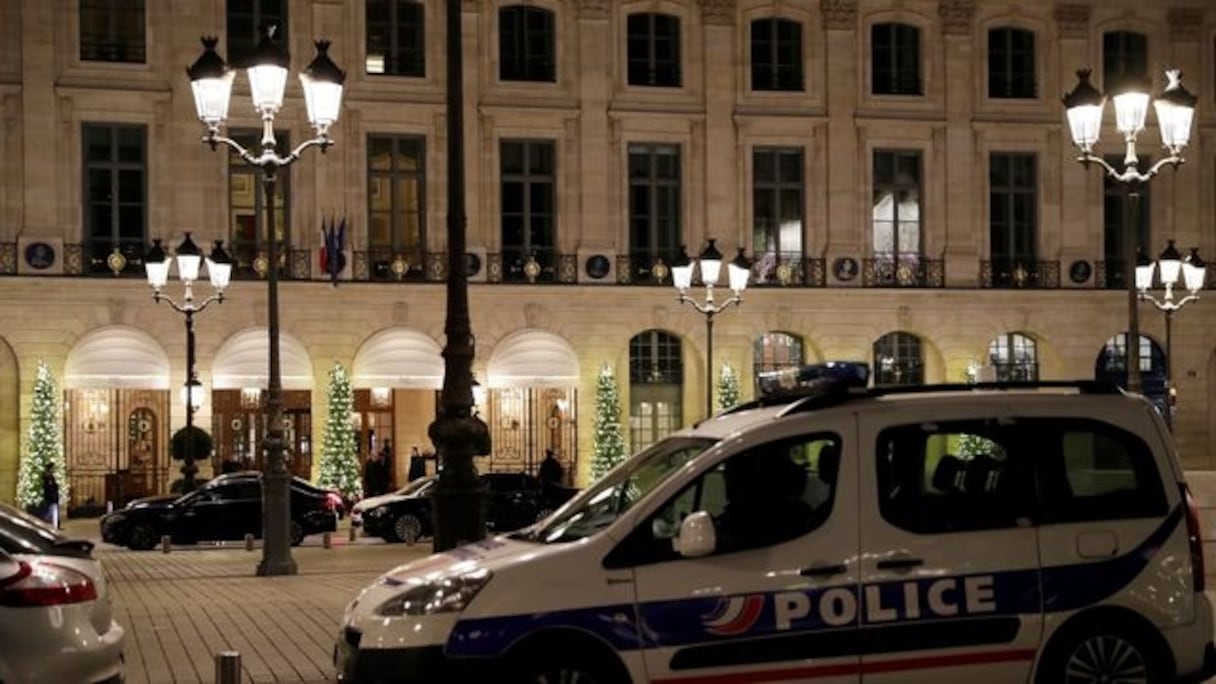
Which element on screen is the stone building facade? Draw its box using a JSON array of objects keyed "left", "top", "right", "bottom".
[{"left": 1, "top": 0, "right": 1215, "bottom": 509}]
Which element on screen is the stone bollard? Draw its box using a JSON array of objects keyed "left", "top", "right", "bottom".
[
  {"left": 161, "top": 536, "right": 171, "bottom": 554},
  {"left": 244, "top": 533, "right": 254, "bottom": 551},
  {"left": 323, "top": 531, "right": 332, "bottom": 549},
  {"left": 214, "top": 651, "right": 241, "bottom": 684},
  {"left": 348, "top": 525, "right": 357, "bottom": 542}
]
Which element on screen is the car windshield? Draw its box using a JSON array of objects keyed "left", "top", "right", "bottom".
[{"left": 524, "top": 436, "right": 716, "bottom": 544}]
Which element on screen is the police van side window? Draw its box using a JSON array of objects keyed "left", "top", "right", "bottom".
[
  {"left": 877, "top": 420, "right": 1036, "bottom": 534},
  {"left": 604, "top": 434, "right": 841, "bottom": 567},
  {"left": 1035, "top": 419, "right": 1167, "bottom": 523}
]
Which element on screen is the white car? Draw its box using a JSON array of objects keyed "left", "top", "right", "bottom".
[
  {"left": 336, "top": 362, "right": 1216, "bottom": 684},
  {"left": 0, "top": 502, "right": 125, "bottom": 684}
]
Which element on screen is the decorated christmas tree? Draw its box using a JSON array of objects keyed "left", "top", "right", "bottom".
[
  {"left": 16, "top": 361, "right": 68, "bottom": 510},
  {"left": 717, "top": 362, "right": 740, "bottom": 411},
  {"left": 590, "top": 363, "right": 628, "bottom": 482},
  {"left": 958, "top": 364, "right": 998, "bottom": 458},
  {"left": 317, "top": 361, "right": 362, "bottom": 501}
]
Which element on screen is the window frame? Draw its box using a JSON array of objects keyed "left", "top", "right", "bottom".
[
  {"left": 500, "top": 139, "right": 557, "bottom": 282},
  {"left": 627, "top": 12, "right": 682, "bottom": 88},
  {"left": 228, "top": 128, "right": 292, "bottom": 277},
  {"left": 873, "top": 331, "right": 923, "bottom": 386},
  {"left": 82, "top": 122, "right": 148, "bottom": 275},
  {"left": 989, "top": 151, "right": 1038, "bottom": 283},
  {"left": 366, "top": 134, "right": 427, "bottom": 280},
  {"left": 987, "top": 27, "right": 1036, "bottom": 99},
  {"left": 751, "top": 146, "right": 805, "bottom": 285},
  {"left": 750, "top": 17, "right": 803, "bottom": 92},
  {"left": 498, "top": 4, "right": 556, "bottom": 83},
  {"left": 365, "top": 0, "right": 426, "bottom": 77},
  {"left": 79, "top": 0, "right": 146, "bottom": 64},
  {"left": 753, "top": 331, "right": 805, "bottom": 375},
  {"left": 226, "top": 0, "right": 289, "bottom": 69},
  {"left": 871, "top": 22, "right": 921, "bottom": 96},
  {"left": 988, "top": 332, "right": 1039, "bottom": 382},
  {"left": 628, "top": 143, "right": 682, "bottom": 277},
  {"left": 1102, "top": 30, "right": 1149, "bottom": 90},
  {"left": 629, "top": 330, "right": 683, "bottom": 451},
  {"left": 872, "top": 149, "right": 923, "bottom": 261}
]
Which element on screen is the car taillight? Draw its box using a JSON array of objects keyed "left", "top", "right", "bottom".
[
  {"left": 0, "top": 561, "right": 98, "bottom": 607},
  {"left": 1182, "top": 483, "right": 1206, "bottom": 592}
]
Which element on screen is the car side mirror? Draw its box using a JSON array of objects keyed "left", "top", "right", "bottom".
[{"left": 673, "top": 510, "right": 716, "bottom": 558}]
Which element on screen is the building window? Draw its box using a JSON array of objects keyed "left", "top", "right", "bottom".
[
  {"left": 83, "top": 123, "right": 147, "bottom": 274},
  {"left": 627, "top": 13, "right": 681, "bottom": 87},
  {"left": 229, "top": 130, "right": 291, "bottom": 276},
  {"left": 499, "top": 5, "right": 556, "bottom": 82},
  {"left": 80, "top": 0, "right": 145, "bottom": 63},
  {"left": 873, "top": 331, "right": 923, "bottom": 386},
  {"left": 871, "top": 22, "right": 921, "bottom": 95},
  {"left": 754, "top": 332, "right": 804, "bottom": 375},
  {"left": 988, "top": 27, "right": 1035, "bottom": 99},
  {"left": 872, "top": 150, "right": 922, "bottom": 263},
  {"left": 988, "top": 332, "right": 1038, "bottom": 382},
  {"left": 989, "top": 153, "right": 1037, "bottom": 286},
  {"left": 752, "top": 147, "right": 804, "bottom": 284},
  {"left": 501, "top": 140, "right": 556, "bottom": 282},
  {"left": 750, "top": 18, "right": 803, "bottom": 92},
  {"left": 1103, "top": 31, "right": 1148, "bottom": 89},
  {"left": 227, "top": 0, "right": 288, "bottom": 68},
  {"left": 630, "top": 330, "right": 683, "bottom": 450},
  {"left": 365, "top": 0, "right": 424, "bottom": 76},
  {"left": 367, "top": 135, "right": 426, "bottom": 281},
  {"left": 1103, "top": 154, "right": 1150, "bottom": 290},
  {"left": 1095, "top": 334, "right": 1166, "bottom": 414},
  {"left": 628, "top": 144, "right": 681, "bottom": 280}
]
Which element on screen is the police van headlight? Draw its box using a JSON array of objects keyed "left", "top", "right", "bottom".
[{"left": 375, "top": 569, "right": 492, "bottom": 617}]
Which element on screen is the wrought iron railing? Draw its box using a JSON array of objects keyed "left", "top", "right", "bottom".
[
  {"left": 980, "top": 260, "right": 1061, "bottom": 288},
  {"left": 862, "top": 256, "right": 945, "bottom": 287}
]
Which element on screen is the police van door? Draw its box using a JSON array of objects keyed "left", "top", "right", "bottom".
[
  {"left": 858, "top": 411, "right": 1042, "bottom": 682},
  {"left": 607, "top": 430, "right": 861, "bottom": 682}
]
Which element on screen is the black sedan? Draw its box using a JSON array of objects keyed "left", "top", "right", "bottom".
[
  {"left": 359, "top": 472, "right": 579, "bottom": 544},
  {"left": 99, "top": 471, "right": 340, "bottom": 550}
]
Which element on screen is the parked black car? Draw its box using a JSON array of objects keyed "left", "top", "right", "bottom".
[
  {"left": 359, "top": 472, "right": 579, "bottom": 544},
  {"left": 99, "top": 471, "right": 341, "bottom": 550}
]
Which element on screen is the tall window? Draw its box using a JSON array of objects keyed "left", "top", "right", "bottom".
[
  {"left": 750, "top": 18, "right": 803, "bottom": 91},
  {"left": 80, "top": 0, "right": 145, "bottom": 63},
  {"left": 988, "top": 332, "right": 1039, "bottom": 382},
  {"left": 872, "top": 150, "right": 922, "bottom": 262},
  {"left": 754, "top": 332, "right": 804, "bottom": 375},
  {"left": 229, "top": 130, "right": 290, "bottom": 277},
  {"left": 873, "top": 331, "right": 923, "bottom": 386},
  {"left": 1095, "top": 334, "right": 1166, "bottom": 415},
  {"left": 630, "top": 330, "right": 683, "bottom": 450},
  {"left": 1102, "top": 31, "right": 1148, "bottom": 89},
  {"left": 871, "top": 23, "right": 921, "bottom": 95},
  {"left": 988, "top": 27, "right": 1035, "bottom": 99},
  {"left": 501, "top": 140, "right": 556, "bottom": 282},
  {"left": 627, "top": 13, "right": 681, "bottom": 87},
  {"left": 499, "top": 5, "right": 556, "bottom": 82},
  {"left": 368, "top": 135, "right": 425, "bottom": 281},
  {"left": 628, "top": 144, "right": 681, "bottom": 279},
  {"left": 752, "top": 147, "right": 804, "bottom": 284},
  {"left": 1103, "top": 155, "right": 1150, "bottom": 289},
  {"left": 365, "top": 0, "right": 425, "bottom": 76},
  {"left": 83, "top": 123, "right": 147, "bottom": 274},
  {"left": 226, "top": 0, "right": 288, "bottom": 68},
  {"left": 989, "top": 153, "right": 1037, "bottom": 286}
]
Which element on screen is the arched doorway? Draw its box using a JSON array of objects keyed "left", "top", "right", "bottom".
[{"left": 1094, "top": 333, "right": 1166, "bottom": 414}]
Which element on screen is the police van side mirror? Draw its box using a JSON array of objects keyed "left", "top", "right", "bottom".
[{"left": 673, "top": 511, "right": 716, "bottom": 558}]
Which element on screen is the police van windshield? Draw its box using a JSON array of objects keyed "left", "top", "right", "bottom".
[{"left": 527, "top": 437, "right": 716, "bottom": 544}]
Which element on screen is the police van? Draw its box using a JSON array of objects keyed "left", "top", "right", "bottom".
[{"left": 335, "top": 362, "right": 1216, "bottom": 683}]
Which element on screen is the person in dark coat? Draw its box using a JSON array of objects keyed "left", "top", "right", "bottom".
[
  {"left": 538, "top": 449, "right": 565, "bottom": 486},
  {"left": 41, "top": 465, "right": 60, "bottom": 528}
]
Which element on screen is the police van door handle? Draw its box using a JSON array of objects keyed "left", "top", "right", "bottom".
[
  {"left": 876, "top": 557, "right": 924, "bottom": 571},
  {"left": 800, "top": 563, "right": 847, "bottom": 577}
]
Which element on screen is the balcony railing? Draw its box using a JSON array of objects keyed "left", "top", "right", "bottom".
[
  {"left": 862, "top": 256, "right": 945, "bottom": 287},
  {"left": 980, "top": 260, "right": 1060, "bottom": 288}
]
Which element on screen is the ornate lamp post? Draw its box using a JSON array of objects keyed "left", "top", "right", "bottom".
[
  {"left": 1136, "top": 240, "right": 1206, "bottom": 430},
  {"left": 1063, "top": 68, "right": 1197, "bottom": 393},
  {"left": 429, "top": 0, "right": 491, "bottom": 552},
  {"left": 145, "top": 233, "right": 231, "bottom": 492},
  {"left": 672, "top": 240, "right": 751, "bottom": 418},
  {"left": 187, "top": 28, "right": 345, "bottom": 576}
]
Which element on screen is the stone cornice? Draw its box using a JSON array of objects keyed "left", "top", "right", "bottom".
[{"left": 821, "top": 0, "right": 856, "bottom": 31}]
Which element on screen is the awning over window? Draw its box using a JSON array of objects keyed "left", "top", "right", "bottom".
[
  {"left": 212, "top": 328, "right": 313, "bottom": 390},
  {"left": 487, "top": 329, "right": 580, "bottom": 388},
  {"left": 65, "top": 325, "right": 170, "bottom": 389},
  {"left": 352, "top": 328, "right": 444, "bottom": 389}
]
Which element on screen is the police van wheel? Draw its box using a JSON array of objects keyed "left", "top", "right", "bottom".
[
  {"left": 1037, "top": 620, "right": 1171, "bottom": 684},
  {"left": 508, "top": 639, "right": 627, "bottom": 684}
]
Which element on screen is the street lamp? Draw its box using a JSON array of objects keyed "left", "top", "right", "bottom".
[
  {"left": 187, "top": 28, "right": 345, "bottom": 576},
  {"left": 145, "top": 234, "right": 231, "bottom": 493},
  {"left": 429, "top": 0, "right": 491, "bottom": 552},
  {"left": 672, "top": 239, "right": 751, "bottom": 418},
  {"left": 1136, "top": 240, "right": 1206, "bottom": 430},
  {"left": 1063, "top": 67, "right": 1197, "bottom": 393}
]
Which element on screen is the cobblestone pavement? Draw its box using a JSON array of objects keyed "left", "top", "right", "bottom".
[{"left": 70, "top": 518, "right": 431, "bottom": 684}]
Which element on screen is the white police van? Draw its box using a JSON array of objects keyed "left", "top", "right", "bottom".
[{"left": 335, "top": 362, "right": 1216, "bottom": 683}]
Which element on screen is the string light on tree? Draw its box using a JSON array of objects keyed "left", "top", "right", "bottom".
[
  {"left": 590, "top": 363, "right": 628, "bottom": 482},
  {"left": 16, "top": 361, "right": 68, "bottom": 511},
  {"left": 717, "top": 362, "right": 740, "bottom": 411},
  {"left": 317, "top": 362, "right": 361, "bottom": 502}
]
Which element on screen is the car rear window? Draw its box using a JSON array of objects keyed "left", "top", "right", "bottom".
[{"left": 0, "top": 502, "right": 90, "bottom": 556}]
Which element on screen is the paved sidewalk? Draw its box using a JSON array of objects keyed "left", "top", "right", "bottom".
[{"left": 70, "top": 519, "right": 432, "bottom": 684}]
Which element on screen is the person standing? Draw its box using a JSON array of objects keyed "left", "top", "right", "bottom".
[
  {"left": 538, "top": 449, "right": 565, "bottom": 486},
  {"left": 41, "top": 465, "right": 60, "bottom": 528}
]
